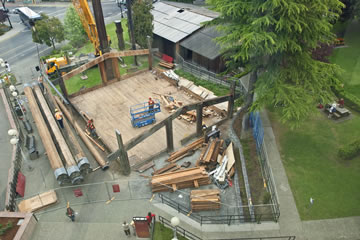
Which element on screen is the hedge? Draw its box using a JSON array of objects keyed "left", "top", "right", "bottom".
[
  {"left": 333, "top": 85, "right": 360, "bottom": 113},
  {"left": 338, "top": 139, "right": 360, "bottom": 160}
]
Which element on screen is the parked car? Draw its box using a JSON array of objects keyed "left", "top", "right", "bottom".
[{"left": 11, "top": 8, "right": 20, "bottom": 14}]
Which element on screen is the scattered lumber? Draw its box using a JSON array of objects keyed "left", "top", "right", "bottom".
[
  {"left": 18, "top": 190, "right": 57, "bottom": 213},
  {"left": 225, "top": 142, "right": 235, "bottom": 172},
  {"left": 151, "top": 167, "right": 211, "bottom": 192},
  {"left": 190, "top": 189, "right": 220, "bottom": 211},
  {"left": 137, "top": 161, "right": 155, "bottom": 173},
  {"left": 159, "top": 61, "right": 174, "bottom": 69},
  {"left": 167, "top": 137, "right": 204, "bottom": 162},
  {"left": 197, "top": 139, "right": 223, "bottom": 170},
  {"left": 152, "top": 163, "right": 177, "bottom": 175}
]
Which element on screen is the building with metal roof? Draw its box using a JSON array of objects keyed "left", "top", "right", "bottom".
[{"left": 152, "top": 2, "right": 213, "bottom": 58}]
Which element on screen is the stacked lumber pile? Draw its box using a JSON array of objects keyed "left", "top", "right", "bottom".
[
  {"left": 151, "top": 167, "right": 211, "bottom": 192},
  {"left": 167, "top": 137, "right": 205, "bottom": 163},
  {"left": 18, "top": 190, "right": 57, "bottom": 213},
  {"left": 159, "top": 61, "right": 175, "bottom": 69},
  {"left": 208, "top": 142, "right": 236, "bottom": 184},
  {"left": 152, "top": 163, "right": 181, "bottom": 175},
  {"left": 190, "top": 189, "right": 220, "bottom": 211},
  {"left": 197, "top": 138, "right": 224, "bottom": 171}
]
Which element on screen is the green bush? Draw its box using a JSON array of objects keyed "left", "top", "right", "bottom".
[
  {"left": 333, "top": 85, "right": 360, "bottom": 113},
  {"left": 338, "top": 139, "right": 360, "bottom": 160}
]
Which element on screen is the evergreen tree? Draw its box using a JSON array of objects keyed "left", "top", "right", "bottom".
[
  {"left": 208, "top": 0, "right": 344, "bottom": 126},
  {"left": 32, "top": 14, "right": 65, "bottom": 50},
  {"left": 64, "top": 6, "right": 87, "bottom": 47},
  {"left": 132, "top": 0, "right": 153, "bottom": 48}
]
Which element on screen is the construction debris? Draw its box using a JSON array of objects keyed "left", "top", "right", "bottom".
[
  {"left": 137, "top": 161, "right": 155, "bottom": 173},
  {"left": 151, "top": 167, "right": 211, "bottom": 192},
  {"left": 152, "top": 163, "right": 178, "bottom": 175},
  {"left": 18, "top": 190, "right": 57, "bottom": 213},
  {"left": 167, "top": 137, "right": 204, "bottom": 162},
  {"left": 197, "top": 138, "right": 224, "bottom": 171},
  {"left": 159, "top": 61, "right": 175, "bottom": 69},
  {"left": 190, "top": 189, "right": 220, "bottom": 211}
]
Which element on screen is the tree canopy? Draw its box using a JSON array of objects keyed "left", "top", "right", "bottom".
[
  {"left": 32, "top": 14, "right": 65, "bottom": 50},
  {"left": 132, "top": 0, "right": 153, "bottom": 48},
  {"left": 64, "top": 6, "right": 87, "bottom": 47},
  {"left": 208, "top": 0, "right": 344, "bottom": 126}
]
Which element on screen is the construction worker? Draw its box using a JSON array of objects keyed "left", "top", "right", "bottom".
[
  {"left": 148, "top": 97, "right": 155, "bottom": 112},
  {"left": 66, "top": 202, "right": 75, "bottom": 222},
  {"left": 4, "top": 61, "right": 11, "bottom": 73},
  {"left": 86, "top": 119, "right": 97, "bottom": 138},
  {"left": 54, "top": 108, "right": 64, "bottom": 129}
]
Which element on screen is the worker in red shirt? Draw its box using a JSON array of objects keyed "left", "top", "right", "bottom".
[
  {"left": 146, "top": 212, "right": 155, "bottom": 225},
  {"left": 86, "top": 119, "right": 97, "bottom": 138},
  {"left": 148, "top": 97, "right": 155, "bottom": 112},
  {"left": 54, "top": 109, "right": 64, "bottom": 128}
]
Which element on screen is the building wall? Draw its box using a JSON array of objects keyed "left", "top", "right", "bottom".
[{"left": 152, "top": 34, "right": 176, "bottom": 59}]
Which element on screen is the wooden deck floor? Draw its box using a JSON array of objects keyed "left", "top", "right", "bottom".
[{"left": 70, "top": 71, "right": 216, "bottom": 163}]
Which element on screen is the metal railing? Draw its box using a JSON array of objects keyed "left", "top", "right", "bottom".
[
  {"left": 158, "top": 216, "right": 202, "bottom": 240},
  {"left": 250, "top": 112, "right": 280, "bottom": 222},
  {"left": 228, "top": 237, "right": 296, "bottom": 240},
  {"left": 176, "top": 54, "right": 248, "bottom": 94},
  {"left": 158, "top": 194, "right": 278, "bottom": 225}
]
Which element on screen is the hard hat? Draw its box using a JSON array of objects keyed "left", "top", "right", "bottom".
[
  {"left": 149, "top": 97, "right": 152, "bottom": 100},
  {"left": 55, "top": 108, "right": 59, "bottom": 112}
]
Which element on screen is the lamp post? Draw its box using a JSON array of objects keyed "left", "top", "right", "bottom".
[
  {"left": 170, "top": 216, "right": 180, "bottom": 240},
  {"left": 8, "top": 129, "right": 33, "bottom": 171}
]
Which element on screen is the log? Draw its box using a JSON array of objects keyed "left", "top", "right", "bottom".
[
  {"left": 152, "top": 163, "right": 177, "bottom": 175},
  {"left": 43, "top": 83, "right": 91, "bottom": 174},
  {"left": 168, "top": 137, "right": 204, "bottom": 162},
  {"left": 85, "top": 131, "right": 105, "bottom": 152},
  {"left": 34, "top": 86, "right": 81, "bottom": 183},
  {"left": 24, "top": 86, "right": 68, "bottom": 183},
  {"left": 54, "top": 97, "right": 108, "bottom": 169}
]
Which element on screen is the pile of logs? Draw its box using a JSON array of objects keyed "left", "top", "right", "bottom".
[
  {"left": 197, "top": 138, "right": 224, "bottom": 171},
  {"left": 190, "top": 189, "right": 220, "bottom": 211},
  {"left": 167, "top": 137, "right": 205, "bottom": 163},
  {"left": 151, "top": 167, "right": 211, "bottom": 192}
]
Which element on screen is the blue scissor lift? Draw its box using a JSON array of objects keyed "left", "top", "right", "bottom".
[{"left": 130, "top": 100, "right": 161, "bottom": 128}]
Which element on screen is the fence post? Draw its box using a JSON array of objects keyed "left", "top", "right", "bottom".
[{"left": 228, "top": 215, "right": 232, "bottom": 226}]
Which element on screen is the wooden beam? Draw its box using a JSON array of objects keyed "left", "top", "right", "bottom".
[
  {"left": 98, "top": 61, "right": 108, "bottom": 84},
  {"left": 147, "top": 36, "right": 152, "bottom": 70},
  {"left": 165, "top": 118, "right": 174, "bottom": 153},
  {"left": 116, "top": 130, "right": 131, "bottom": 175},
  {"left": 196, "top": 104, "right": 203, "bottom": 137},
  {"left": 105, "top": 49, "right": 149, "bottom": 58},
  {"left": 112, "top": 58, "right": 121, "bottom": 80}
]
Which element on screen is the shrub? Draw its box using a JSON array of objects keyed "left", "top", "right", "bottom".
[{"left": 338, "top": 139, "right": 360, "bottom": 160}]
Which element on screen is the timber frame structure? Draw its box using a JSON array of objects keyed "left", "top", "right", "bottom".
[{"left": 54, "top": 48, "right": 237, "bottom": 174}]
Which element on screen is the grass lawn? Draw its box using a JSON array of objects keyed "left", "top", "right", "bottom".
[
  {"left": 270, "top": 109, "right": 360, "bottom": 220},
  {"left": 153, "top": 222, "right": 188, "bottom": 240},
  {"left": 330, "top": 21, "right": 360, "bottom": 98},
  {"left": 64, "top": 67, "right": 102, "bottom": 95}
]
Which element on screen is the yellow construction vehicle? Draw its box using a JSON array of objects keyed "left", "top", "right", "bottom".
[
  {"left": 72, "top": 0, "right": 110, "bottom": 56},
  {"left": 45, "top": 56, "right": 68, "bottom": 76}
]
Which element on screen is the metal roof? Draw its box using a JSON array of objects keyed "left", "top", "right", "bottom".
[
  {"left": 180, "top": 26, "right": 222, "bottom": 60},
  {"left": 18, "top": 7, "right": 41, "bottom": 20},
  {"left": 152, "top": 2, "right": 213, "bottom": 43}
]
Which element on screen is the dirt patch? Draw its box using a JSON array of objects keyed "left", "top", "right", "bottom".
[{"left": 0, "top": 217, "right": 21, "bottom": 240}]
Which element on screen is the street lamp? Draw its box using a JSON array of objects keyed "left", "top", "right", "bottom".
[
  {"left": 170, "top": 216, "right": 180, "bottom": 240},
  {"left": 8, "top": 129, "right": 33, "bottom": 171}
]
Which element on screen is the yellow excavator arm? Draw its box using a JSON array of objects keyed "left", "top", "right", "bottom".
[{"left": 72, "top": 0, "right": 101, "bottom": 56}]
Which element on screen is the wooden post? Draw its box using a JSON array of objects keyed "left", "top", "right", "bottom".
[
  {"left": 227, "top": 81, "right": 236, "bottom": 119},
  {"left": 165, "top": 119, "right": 174, "bottom": 153},
  {"left": 116, "top": 130, "right": 131, "bottom": 175},
  {"left": 147, "top": 36, "right": 153, "bottom": 70},
  {"left": 112, "top": 58, "right": 121, "bottom": 80},
  {"left": 98, "top": 61, "right": 108, "bottom": 85},
  {"left": 196, "top": 104, "right": 203, "bottom": 137},
  {"left": 56, "top": 66, "right": 68, "bottom": 100},
  {"left": 115, "top": 20, "right": 125, "bottom": 50}
]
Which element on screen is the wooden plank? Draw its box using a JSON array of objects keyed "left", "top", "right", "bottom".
[
  {"left": 225, "top": 142, "right": 235, "bottom": 171},
  {"left": 152, "top": 163, "right": 177, "bottom": 175},
  {"left": 194, "top": 180, "right": 199, "bottom": 188},
  {"left": 137, "top": 160, "right": 155, "bottom": 173},
  {"left": 85, "top": 131, "right": 105, "bottom": 152},
  {"left": 18, "top": 190, "right": 57, "bottom": 213}
]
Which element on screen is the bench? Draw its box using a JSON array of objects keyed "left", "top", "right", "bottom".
[
  {"left": 25, "top": 135, "right": 39, "bottom": 160},
  {"left": 324, "top": 104, "right": 351, "bottom": 119}
]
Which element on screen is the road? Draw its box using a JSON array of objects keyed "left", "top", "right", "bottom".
[{"left": 0, "top": 1, "right": 124, "bottom": 83}]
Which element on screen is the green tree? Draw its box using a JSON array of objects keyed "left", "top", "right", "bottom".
[
  {"left": 32, "top": 14, "right": 65, "bottom": 50},
  {"left": 132, "top": 0, "right": 153, "bottom": 48},
  {"left": 208, "top": 0, "right": 344, "bottom": 126},
  {"left": 64, "top": 6, "right": 87, "bottom": 47}
]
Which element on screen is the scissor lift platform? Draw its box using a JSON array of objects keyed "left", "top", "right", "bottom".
[{"left": 130, "top": 100, "right": 161, "bottom": 128}]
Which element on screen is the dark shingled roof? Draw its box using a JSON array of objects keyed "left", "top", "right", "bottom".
[{"left": 180, "top": 26, "right": 222, "bottom": 60}]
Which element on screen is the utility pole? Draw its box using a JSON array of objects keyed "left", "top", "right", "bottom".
[
  {"left": 1, "top": 0, "right": 12, "bottom": 29},
  {"left": 91, "top": 0, "right": 115, "bottom": 81},
  {"left": 126, "top": 0, "right": 138, "bottom": 66}
]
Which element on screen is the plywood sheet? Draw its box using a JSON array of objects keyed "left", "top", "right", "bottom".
[{"left": 18, "top": 190, "right": 57, "bottom": 213}]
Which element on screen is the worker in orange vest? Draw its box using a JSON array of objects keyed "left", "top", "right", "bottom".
[
  {"left": 148, "top": 97, "right": 155, "bottom": 112},
  {"left": 54, "top": 108, "right": 64, "bottom": 129}
]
